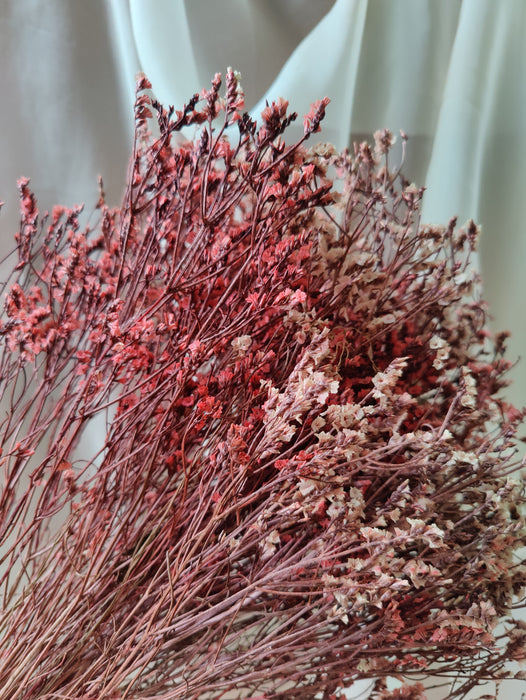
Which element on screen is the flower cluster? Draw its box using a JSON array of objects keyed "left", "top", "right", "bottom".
[{"left": 0, "top": 70, "right": 525, "bottom": 699}]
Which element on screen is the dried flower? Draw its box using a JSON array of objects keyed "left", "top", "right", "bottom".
[{"left": 0, "top": 70, "right": 524, "bottom": 699}]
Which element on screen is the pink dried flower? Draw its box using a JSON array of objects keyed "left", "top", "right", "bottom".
[
  {"left": 0, "top": 71, "right": 524, "bottom": 699},
  {"left": 304, "top": 97, "right": 331, "bottom": 136}
]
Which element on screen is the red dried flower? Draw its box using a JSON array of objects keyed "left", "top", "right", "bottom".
[{"left": 0, "top": 72, "right": 525, "bottom": 699}]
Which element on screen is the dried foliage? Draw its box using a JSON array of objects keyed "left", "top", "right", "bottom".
[{"left": 0, "top": 70, "right": 525, "bottom": 699}]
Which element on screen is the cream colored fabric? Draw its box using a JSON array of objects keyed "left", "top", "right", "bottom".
[{"left": 1, "top": 1, "right": 525, "bottom": 696}]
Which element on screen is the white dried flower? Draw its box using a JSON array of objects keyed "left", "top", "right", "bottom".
[
  {"left": 430, "top": 334, "right": 450, "bottom": 369},
  {"left": 261, "top": 529, "right": 280, "bottom": 560},
  {"left": 231, "top": 334, "right": 252, "bottom": 356},
  {"left": 372, "top": 357, "right": 408, "bottom": 404},
  {"left": 311, "top": 415, "right": 326, "bottom": 433},
  {"left": 460, "top": 366, "right": 477, "bottom": 409}
]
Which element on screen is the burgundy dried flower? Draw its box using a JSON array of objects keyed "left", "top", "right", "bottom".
[{"left": 0, "top": 71, "right": 525, "bottom": 699}]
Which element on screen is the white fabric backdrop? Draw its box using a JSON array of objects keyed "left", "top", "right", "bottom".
[{"left": 1, "top": 1, "right": 525, "bottom": 696}]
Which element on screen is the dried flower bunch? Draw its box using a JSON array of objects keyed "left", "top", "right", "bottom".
[{"left": 0, "top": 70, "right": 525, "bottom": 699}]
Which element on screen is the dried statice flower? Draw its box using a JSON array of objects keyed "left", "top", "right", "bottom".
[{"left": 0, "top": 69, "right": 525, "bottom": 699}]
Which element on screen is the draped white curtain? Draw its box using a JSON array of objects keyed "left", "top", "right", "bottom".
[{"left": 0, "top": 2, "right": 525, "bottom": 694}]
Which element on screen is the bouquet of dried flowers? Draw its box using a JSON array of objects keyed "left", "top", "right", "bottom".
[{"left": 0, "top": 70, "right": 525, "bottom": 699}]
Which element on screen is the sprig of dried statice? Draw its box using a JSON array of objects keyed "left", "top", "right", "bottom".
[{"left": 0, "top": 70, "right": 524, "bottom": 699}]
